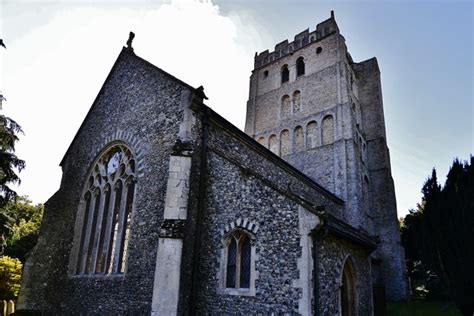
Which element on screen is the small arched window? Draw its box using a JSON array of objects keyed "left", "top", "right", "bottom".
[
  {"left": 306, "top": 121, "right": 318, "bottom": 149},
  {"left": 362, "top": 175, "right": 371, "bottom": 214},
  {"left": 74, "top": 144, "right": 136, "bottom": 275},
  {"left": 322, "top": 115, "right": 334, "bottom": 145},
  {"left": 280, "top": 129, "right": 290, "bottom": 156},
  {"left": 294, "top": 126, "right": 304, "bottom": 153},
  {"left": 293, "top": 90, "right": 301, "bottom": 112},
  {"left": 281, "top": 65, "right": 289, "bottom": 84},
  {"left": 269, "top": 134, "right": 279, "bottom": 155},
  {"left": 257, "top": 136, "right": 266, "bottom": 147},
  {"left": 225, "top": 231, "right": 251, "bottom": 289},
  {"left": 296, "top": 57, "right": 305, "bottom": 77},
  {"left": 281, "top": 95, "right": 290, "bottom": 117}
]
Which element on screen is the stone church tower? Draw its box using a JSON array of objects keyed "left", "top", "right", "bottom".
[{"left": 245, "top": 11, "right": 407, "bottom": 300}]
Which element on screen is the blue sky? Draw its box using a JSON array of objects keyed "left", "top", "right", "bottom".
[{"left": 1, "top": 0, "right": 472, "bottom": 217}]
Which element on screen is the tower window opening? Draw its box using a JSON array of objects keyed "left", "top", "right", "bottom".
[
  {"left": 263, "top": 70, "right": 269, "bottom": 78},
  {"left": 293, "top": 90, "right": 301, "bottom": 112},
  {"left": 296, "top": 57, "right": 305, "bottom": 77},
  {"left": 281, "top": 65, "right": 289, "bottom": 84},
  {"left": 322, "top": 115, "right": 334, "bottom": 145},
  {"left": 281, "top": 95, "right": 291, "bottom": 117},
  {"left": 316, "top": 47, "right": 322, "bottom": 54}
]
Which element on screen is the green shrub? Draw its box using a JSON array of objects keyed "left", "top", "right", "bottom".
[{"left": 0, "top": 256, "right": 22, "bottom": 300}]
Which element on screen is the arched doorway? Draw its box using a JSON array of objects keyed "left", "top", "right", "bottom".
[{"left": 340, "top": 257, "right": 356, "bottom": 316}]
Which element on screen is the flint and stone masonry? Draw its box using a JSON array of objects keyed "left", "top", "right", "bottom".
[{"left": 17, "top": 12, "right": 407, "bottom": 315}]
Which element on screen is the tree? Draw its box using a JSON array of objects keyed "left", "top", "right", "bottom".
[
  {"left": 0, "top": 115, "right": 25, "bottom": 208},
  {"left": 0, "top": 256, "right": 22, "bottom": 300},
  {"left": 0, "top": 197, "right": 43, "bottom": 262},
  {"left": 0, "top": 38, "right": 25, "bottom": 208},
  {"left": 401, "top": 157, "right": 474, "bottom": 315}
]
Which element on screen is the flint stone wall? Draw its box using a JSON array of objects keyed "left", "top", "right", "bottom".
[
  {"left": 194, "top": 121, "right": 345, "bottom": 314},
  {"left": 316, "top": 235, "right": 373, "bottom": 315}
]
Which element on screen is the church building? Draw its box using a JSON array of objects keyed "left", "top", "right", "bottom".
[{"left": 17, "top": 12, "right": 407, "bottom": 315}]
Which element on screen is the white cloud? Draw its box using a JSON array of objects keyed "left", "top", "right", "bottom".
[{"left": 2, "top": 0, "right": 265, "bottom": 203}]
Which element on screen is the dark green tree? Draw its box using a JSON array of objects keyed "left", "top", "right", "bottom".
[
  {"left": 0, "top": 115, "right": 25, "bottom": 208},
  {"left": 0, "top": 38, "right": 25, "bottom": 208},
  {"left": 401, "top": 157, "right": 474, "bottom": 315},
  {"left": 0, "top": 197, "right": 43, "bottom": 262}
]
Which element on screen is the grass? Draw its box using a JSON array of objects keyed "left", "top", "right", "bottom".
[{"left": 387, "top": 301, "right": 462, "bottom": 316}]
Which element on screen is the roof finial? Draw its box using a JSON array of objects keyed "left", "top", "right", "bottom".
[
  {"left": 126, "top": 31, "right": 135, "bottom": 51},
  {"left": 195, "top": 86, "right": 208, "bottom": 100},
  {"left": 331, "top": 10, "right": 335, "bottom": 19}
]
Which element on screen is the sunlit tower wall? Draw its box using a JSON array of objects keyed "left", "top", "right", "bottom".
[{"left": 244, "top": 11, "right": 408, "bottom": 300}]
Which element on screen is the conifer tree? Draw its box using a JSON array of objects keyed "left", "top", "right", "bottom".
[
  {"left": 0, "top": 38, "right": 25, "bottom": 208},
  {"left": 401, "top": 157, "right": 474, "bottom": 315}
]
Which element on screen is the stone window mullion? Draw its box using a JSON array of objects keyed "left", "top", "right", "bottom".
[
  {"left": 95, "top": 186, "right": 112, "bottom": 273},
  {"left": 112, "top": 180, "right": 130, "bottom": 273},
  {"left": 76, "top": 193, "right": 91, "bottom": 273},
  {"left": 235, "top": 236, "right": 242, "bottom": 288},
  {"left": 100, "top": 183, "right": 117, "bottom": 272},
  {"left": 79, "top": 189, "right": 98, "bottom": 273},
  {"left": 90, "top": 185, "right": 108, "bottom": 273},
  {"left": 119, "top": 179, "right": 135, "bottom": 273},
  {"left": 86, "top": 189, "right": 102, "bottom": 273}
]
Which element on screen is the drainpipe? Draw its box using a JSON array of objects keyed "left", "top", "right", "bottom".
[{"left": 188, "top": 105, "right": 210, "bottom": 315}]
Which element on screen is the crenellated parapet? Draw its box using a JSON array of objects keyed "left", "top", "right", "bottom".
[{"left": 254, "top": 11, "right": 339, "bottom": 69}]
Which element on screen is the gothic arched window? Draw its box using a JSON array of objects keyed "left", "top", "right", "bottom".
[
  {"left": 340, "top": 257, "right": 357, "bottom": 316},
  {"left": 281, "top": 65, "right": 289, "bottom": 84},
  {"left": 296, "top": 57, "right": 305, "bottom": 77},
  {"left": 225, "top": 230, "right": 251, "bottom": 289},
  {"left": 74, "top": 144, "right": 136, "bottom": 275}
]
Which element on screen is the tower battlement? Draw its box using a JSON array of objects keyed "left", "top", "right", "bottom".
[{"left": 254, "top": 11, "right": 339, "bottom": 69}]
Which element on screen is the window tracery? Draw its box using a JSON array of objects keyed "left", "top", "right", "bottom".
[
  {"left": 225, "top": 230, "right": 251, "bottom": 289},
  {"left": 74, "top": 144, "right": 136, "bottom": 275}
]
